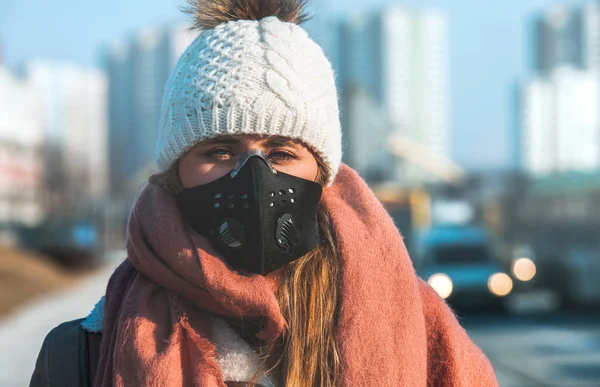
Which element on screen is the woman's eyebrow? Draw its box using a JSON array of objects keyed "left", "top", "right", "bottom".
[
  {"left": 202, "top": 136, "right": 241, "bottom": 145},
  {"left": 264, "top": 136, "right": 301, "bottom": 148}
]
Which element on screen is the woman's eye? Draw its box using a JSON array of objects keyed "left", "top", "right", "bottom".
[
  {"left": 209, "top": 148, "right": 234, "bottom": 159},
  {"left": 268, "top": 150, "right": 296, "bottom": 162}
]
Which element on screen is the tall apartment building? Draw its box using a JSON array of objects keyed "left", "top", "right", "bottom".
[
  {"left": 520, "top": 2, "right": 600, "bottom": 175},
  {"left": 25, "top": 60, "right": 108, "bottom": 213},
  {"left": 521, "top": 68, "right": 600, "bottom": 174},
  {"left": 335, "top": 7, "right": 449, "bottom": 182},
  {"left": 104, "top": 26, "right": 199, "bottom": 198},
  {"left": 531, "top": 3, "right": 600, "bottom": 73},
  {"left": 0, "top": 66, "right": 45, "bottom": 226}
]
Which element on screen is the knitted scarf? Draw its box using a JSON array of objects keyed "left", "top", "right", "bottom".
[{"left": 95, "top": 165, "right": 498, "bottom": 387}]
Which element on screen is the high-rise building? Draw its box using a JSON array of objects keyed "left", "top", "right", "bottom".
[
  {"left": 129, "top": 27, "right": 171, "bottom": 186},
  {"left": 104, "top": 40, "right": 132, "bottom": 201},
  {"left": 519, "top": 2, "right": 600, "bottom": 175},
  {"left": 0, "top": 66, "right": 45, "bottom": 226},
  {"left": 335, "top": 7, "right": 449, "bottom": 182},
  {"left": 104, "top": 26, "right": 199, "bottom": 198},
  {"left": 531, "top": 3, "right": 600, "bottom": 73},
  {"left": 384, "top": 9, "right": 448, "bottom": 160},
  {"left": 583, "top": 2, "right": 600, "bottom": 71},
  {"left": 508, "top": 81, "right": 523, "bottom": 171},
  {"left": 521, "top": 68, "right": 600, "bottom": 174},
  {"left": 337, "top": 13, "right": 380, "bottom": 176},
  {"left": 25, "top": 61, "right": 108, "bottom": 212}
]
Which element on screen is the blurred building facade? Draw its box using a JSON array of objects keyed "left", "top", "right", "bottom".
[
  {"left": 104, "top": 26, "right": 199, "bottom": 199},
  {"left": 25, "top": 61, "right": 108, "bottom": 216},
  {"left": 0, "top": 66, "right": 45, "bottom": 226},
  {"left": 521, "top": 68, "right": 600, "bottom": 174},
  {"left": 531, "top": 3, "right": 600, "bottom": 73},
  {"left": 334, "top": 7, "right": 449, "bottom": 183},
  {"left": 521, "top": 1, "right": 600, "bottom": 176}
]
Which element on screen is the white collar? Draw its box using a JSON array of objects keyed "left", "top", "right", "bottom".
[{"left": 79, "top": 296, "right": 278, "bottom": 386}]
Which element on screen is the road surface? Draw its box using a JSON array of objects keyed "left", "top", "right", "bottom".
[
  {"left": 465, "top": 312, "right": 600, "bottom": 387},
  {"left": 1, "top": 255, "right": 598, "bottom": 387}
]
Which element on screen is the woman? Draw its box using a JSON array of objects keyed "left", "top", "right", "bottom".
[{"left": 30, "top": 0, "right": 498, "bottom": 386}]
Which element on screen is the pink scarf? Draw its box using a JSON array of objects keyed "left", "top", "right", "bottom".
[{"left": 95, "top": 165, "right": 498, "bottom": 386}]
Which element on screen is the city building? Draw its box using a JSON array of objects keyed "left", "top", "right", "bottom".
[
  {"left": 104, "top": 26, "right": 199, "bottom": 199},
  {"left": 104, "top": 40, "right": 132, "bottom": 202},
  {"left": 508, "top": 81, "right": 523, "bottom": 172},
  {"left": 521, "top": 68, "right": 600, "bottom": 174},
  {"left": 531, "top": 3, "right": 600, "bottom": 73},
  {"left": 25, "top": 60, "right": 108, "bottom": 213},
  {"left": 519, "top": 2, "right": 600, "bottom": 175},
  {"left": 335, "top": 7, "right": 449, "bottom": 183},
  {"left": 0, "top": 66, "right": 45, "bottom": 226}
]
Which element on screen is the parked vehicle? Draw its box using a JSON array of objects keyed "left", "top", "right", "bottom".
[
  {"left": 485, "top": 171, "right": 600, "bottom": 308},
  {"left": 416, "top": 226, "right": 512, "bottom": 309},
  {"left": 15, "top": 219, "right": 99, "bottom": 269}
]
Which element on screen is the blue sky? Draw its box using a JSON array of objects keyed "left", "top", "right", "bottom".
[{"left": 0, "top": 0, "right": 584, "bottom": 170}]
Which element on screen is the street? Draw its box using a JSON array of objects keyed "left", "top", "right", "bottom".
[
  {"left": 0, "top": 255, "right": 121, "bottom": 387},
  {"left": 465, "top": 312, "right": 600, "bottom": 387},
  {"left": 1, "top": 255, "right": 599, "bottom": 386}
]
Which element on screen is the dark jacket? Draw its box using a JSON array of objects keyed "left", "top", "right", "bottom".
[
  {"left": 29, "top": 319, "right": 100, "bottom": 387},
  {"left": 30, "top": 319, "right": 264, "bottom": 387}
]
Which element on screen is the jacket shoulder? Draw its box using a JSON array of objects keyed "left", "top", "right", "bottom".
[{"left": 29, "top": 319, "right": 88, "bottom": 387}]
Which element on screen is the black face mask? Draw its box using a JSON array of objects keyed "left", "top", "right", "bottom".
[{"left": 177, "top": 149, "right": 323, "bottom": 275}]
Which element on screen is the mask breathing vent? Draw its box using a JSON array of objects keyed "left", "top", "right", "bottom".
[
  {"left": 217, "top": 218, "right": 246, "bottom": 249},
  {"left": 275, "top": 213, "right": 298, "bottom": 252}
]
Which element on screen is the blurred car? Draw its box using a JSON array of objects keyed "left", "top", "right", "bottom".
[
  {"left": 15, "top": 219, "right": 99, "bottom": 269},
  {"left": 416, "top": 226, "right": 512, "bottom": 309}
]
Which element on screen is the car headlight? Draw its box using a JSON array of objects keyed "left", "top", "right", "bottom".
[
  {"left": 427, "top": 273, "right": 453, "bottom": 299},
  {"left": 512, "top": 257, "right": 536, "bottom": 282},
  {"left": 488, "top": 273, "right": 513, "bottom": 297}
]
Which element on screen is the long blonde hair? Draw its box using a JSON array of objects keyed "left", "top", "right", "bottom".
[{"left": 149, "top": 155, "right": 341, "bottom": 387}]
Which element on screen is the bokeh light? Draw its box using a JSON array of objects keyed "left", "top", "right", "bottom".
[
  {"left": 428, "top": 273, "right": 454, "bottom": 299},
  {"left": 512, "top": 258, "right": 537, "bottom": 282},
  {"left": 488, "top": 273, "right": 513, "bottom": 297}
]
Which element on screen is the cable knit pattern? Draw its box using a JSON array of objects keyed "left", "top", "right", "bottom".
[{"left": 154, "top": 16, "right": 341, "bottom": 185}]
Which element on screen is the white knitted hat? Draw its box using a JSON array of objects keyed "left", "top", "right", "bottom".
[{"left": 154, "top": 1, "right": 341, "bottom": 185}]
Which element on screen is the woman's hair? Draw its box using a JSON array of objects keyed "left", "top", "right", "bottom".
[{"left": 148, "top": 151, "right": 340, "bottom": 387}]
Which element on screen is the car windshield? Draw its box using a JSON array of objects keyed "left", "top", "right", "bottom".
[{"left": 432, "top": 245, "right": 491, "bottom": 265}]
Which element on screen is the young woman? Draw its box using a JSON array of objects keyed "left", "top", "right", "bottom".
[{"left": 30, "top": 0, "right": 498, "bottom": 386}]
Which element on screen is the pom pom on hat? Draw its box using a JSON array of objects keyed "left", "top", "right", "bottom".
[{"left": 183, "top": 0, "right": 311, "bottom": 29}]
